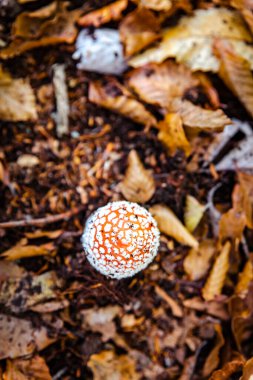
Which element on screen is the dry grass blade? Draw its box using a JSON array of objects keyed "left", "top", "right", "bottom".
[
  {"left": 150, "top": 204, "right": 199, "bottom": 248},
  {"left": 184, "top": 240, "right": 216, "bottom": 281},
  {"left": 119, "top": 150, "right": 155, "bottom": 203},
  {"left": 215, "top": 39, "right": 253, "bottom": 118},
  {"left": 119, "top": 8, "right": 160, "bottom": 57},
  {"left": 78, "top": 0, "right": 127, "bottom": 27},
  {"left": 235, "top": 260, "right": 253, "bottom": 297},
  {"left": 203, "top": 324, "right": 225, "bottom": 377},
  {"left": 202, "top": 241, "right": 231, "bottom": 301},
  {"left": 89, "top": 78, "right": 157, "bottom": 127},
  {"left": 127, "top": 61, "right": 199, "bottom": 109},
  {"left": 4, "top": 355, "right": 52, "bottom": 380},
  {"left": 238, "top": 171, "right": 253, "bottom": 229},
  {"left": 170, "top": 99, "right": 231, "bottom": 132},
  {"left": 184, "top": 195, "right": 206, "bottom": 233}
]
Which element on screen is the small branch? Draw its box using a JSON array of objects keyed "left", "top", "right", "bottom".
[
  {"left": 0, "top": 206, "right": 85, "bottom": 229},
  {"left": 52, "top": 63, "right": 69, "bottom": 137}
]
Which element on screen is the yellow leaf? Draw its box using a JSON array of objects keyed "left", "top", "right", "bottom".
[
  {"left": 119, "top": 8, "right": 160, "bottom": 57},
  {"left": 238, "top": 171, "right": 253, "bottom": 229},
  {"left": 202, "top": 241, "right": 231, "bottom": 301},
  {"left": 150, "top": 204, "right": 199, "bottom": 248},
  {"left": 215, "top": 39, "right": 253, "bottom": 118},
  {"left": 235, "top": 260, "right": 253, "bottom": 297},
  {"left": 88, "top": 78, "right": 156, "bottom": 127},
  {"left": 119, "top": 150, "right": 155, "bottom": 203},
  {"left": 127, "top": 61, "right": 199, "bottom": 109},
  {"left": 157, "top": 113, "right": 191, "bottom": 156},
  {"left": 0, "top": 243, "right": 54, "bottom": 260},
  {"left": 129, "top": 8, "right": 253, "bottom": 72},
  {"left": 3, "top": 356, "right": 52, "bottom": 380},
  {"left": 184, "top": 240, "right": 216, "bottom": 281},
  {"left": 184, "top": 195, "right": 206, "bottom": 232},
  {"left": 169, "top": 98, "right": 231, "bottom": 132}
]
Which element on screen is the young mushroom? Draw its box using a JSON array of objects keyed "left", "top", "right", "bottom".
[{"left": 82, "top": 201, "right": 160, "bottom": 279}]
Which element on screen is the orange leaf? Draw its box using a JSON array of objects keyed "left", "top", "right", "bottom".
[
  {"left": 78, "top": 0, "right": 127, "bottom": 27},
  {"left": 235, "top": 260, "right": 253, "bottom": 297},
  {"left": 208, "top": 359, "right": 244, "bottom": 380},
  {"left": 238, "top": 171, "right": 253, "bottom": 229},
  {"left": 3, "top": 355, "right": 52, "bottom": 380},
  {"left": 0, "top": 243, "right": 55, "bottom": 260}
]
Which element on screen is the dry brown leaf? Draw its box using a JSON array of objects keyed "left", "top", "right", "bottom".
[
  {"left": 202, "top": 241, "right": 231, "bottom": 301},
  {"left": 157, "top": 113, "right": 191, "bottom": 156},
  {"left": 81, "top": 305, "right": 122, "bottom": 342},
  {"left": 208, "top": 359, "right": 244, "bottom": 380},
  {"left": 238, "top": 171, "right": 253, "bottom": 229},
  {"left": 3, "top": 356, "right": 52, "bottom": 380},
  {"left": 88, "top": 350, "right": 140, "bottom": 380},
  {"left": 0, "top": 262, "right": 25, "bottom": 282},
  {"left": 30, "top": 299, "right": 69, "bottom": 313},
  {"left": 219, "top": 208, "right": 246, "bottom": 244},
  {"left": 184, "top": 195, "right": 206, "bottom": 232},
  {"left": 0, "top": 314, "right": 55, "bottom": 359},
  {"left": 241, "top": 357, "right": 253, "bottom": 380},
  {"left": 129, "top": 8, "right": 253, "bottom": 72},
  {"left": 119, "top": 8, "right": 160, "bottom": 57},
  {"left": 134, "top": 0, "right": 173, "bottom": 11},
  {"left": 0, "top": 243, "right": 55, "bottom": 260},
  {"left": 127, "top": 61, "right": 199, "bottom": 109},
  {"left": 89, "top": 78, "right": 156, "bottom": 126},
  {"left": 183, "top": 297, "right": 229, "bottom": 320},
  {"left": 203, "top": 324, "right": 225, "bottom": 377},
  {"left": 170, "top": 99, "right": 231, "bottom": 132},
  {"left": 0, "top": 3, "right": 81, "bottom": 59},
  {"left": 25, "top": 229, "right": 63, "bottom": 239},
  {"left": 155, "top": 285, "right": 183, "bottom": 317},
  {"left": 119, "top": 150, "right": 155, "bottom": 203},
  {"left": 184, "top": 240, "right": 216, "bottom": 281},
  {"left": 78, "top": 0, "right": 127, "bottom": 27},
  {"left": 150, "top": 204, "right": 199, "bottom": 248},
  {"left": 235, "top": 260, "right": 253, "bottom": 297},
  {"left": 215, "top": 39, "right": 253, "bottom": 118}
]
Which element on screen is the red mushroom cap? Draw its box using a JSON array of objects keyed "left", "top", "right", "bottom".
[{"left": 82, "top": 201, "right": 160, "bottom": 279}]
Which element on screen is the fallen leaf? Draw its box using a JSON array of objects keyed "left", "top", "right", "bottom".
[
  {"left": 0, "top": 261, "right": 25, "bottom": 281},
  {"left": 121, "top": 314, "right": 145, "bottom": 331},
  {"left": 88, "top": 350, "right": 140, "bottom": 380},
  {"left": 119, "top": 150, "right": 155, "bottom": 203},
  {"left": 203, "top": 324, "right": 225, "bottom": 376},
  {"left": 157, "top": 113, "right": 191, "bottom": 156},
  {"left": 133, "top": 0, "right": 173, "bottom": 11},
  {"left": 155, "top": 285, "right": 183, "bottom": 317},
  {"left": 184, "top": 195, "right": 206, "bottom": 232},
  {"left": 81, "top": 305, "right": 122, "bottom": 342},
  {"left": 169, "top": 99, "right": 231, "bottom": 132},
  {"left": 78, "top": 0, "right": 128, "bottom": 27},
  {"left": 3, "top": 355, "right": 52, "bottom": 380},
  {"left": 0, "top": 243, "right": 55, "bottom": 260},
  {"left": 184, "top": 240, "right": 216, "bottom": 281},
  {"left": 202, "top": 241, "right": 231, "bottom": 301},
  {"left": 150, "top": 204, "right": 199, "bottom": 248},
  {"left": 238, "top": 171, "right": 253, "bottom": 229},
  {"left": 0, "top": 314, "right": 55, "bottom": 359},
  {"left": 218, "top": 207, "right": 246, "bottom": 244},
  {"left": 208, "top": 359, "right": 244, "bottom": 380},
  {"left": 129, "top": 8, "right": 253, "bottom": 72},
  {"left": 0, "top": 67, "right": 37, "bottom": 122},
  {"left": 127, "top": 61, "right": 199, "bottom": 108},
  {"left": 241, "top": 357, "right": 253, "bottom": 380},
  {"left": 89, "top": 77, "right": 156, "bottom": 126},
  {"left": 235, "top": 260, "right": 253, "bottom": 297},
  {"left": 73, "top": 29, "right": 127, "bottom": 75},
  {"left": 25, "top": 229, "right": 63, "bottom": 239},
  {"left": 17, "top": 154, "right": 40, "bottom": 168},
  {"left": 215, "top": 39, "right": 253, "bottom": 118},
  {"left": 119, "top": 8, "right": 160, "bottom": 57},
  {"left": 183, "top": 297, "right": 229, "bottom": 320}
]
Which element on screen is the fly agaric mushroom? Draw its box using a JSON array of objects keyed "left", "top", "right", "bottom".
[{"left": 82, "top": 201, "right": 160, "bottom": 279}]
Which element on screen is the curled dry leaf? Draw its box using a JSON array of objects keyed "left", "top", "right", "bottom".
[
  {"left": 127, "top": 61, "right": 199, "bottom": 109},
  {"left": 87, "top": 350, "right": 140, "bottom": 380},
  {"left": 238, "top": 171, "right": 253, "bottom": 229},
  {"left": 150, "top": 204, "right": 199, "bottom": 248},
  {"left": 184, "top": 195, "right": 206, "bottom": 233},
  {"left": 184, "top": 240, "right": 216, "bottom": 281},
  {"left": 0, "top": 243, "right": 55, "bottom": 260},
  {"left": 203, "top": 324, "right": 225, "bottom": 377},
  {"left": 235, "top": 260, "right": 253, "bottom": 297},
  {"left": 0, "top": 314, "right": 55, "bottom": 359},
  {"left": 119, "top": 7, "right": 160, "bottom": 57},
  {"left": 0, "top": 67, "right": 37, "bottom": 122},
  {"left": 208, "top": 359, "right": 244, "bottom": 380},
  {"left": 119, "top": 150, "right": 155, "bottom": 203},
  {"left": 78, "top": 0, "right": 128, "bottom": 27},
  {"left": 241, "top": 357, "right": 253, "bottom": 380},
  {"left": 3, "top": 355, "right": 52, "bottom": 380},
  {"left": 129, "top": 8, "right": 253, "bottom": 72},
  {"left": 157, "top": 113, "right": 191, "bottom": 157},
  {"left": 202, "top": 241, "right": 231, "bottom": 301},
  {"left": 169, "top": 99, "right": 231, "bottom": 132},
  {"left": 89, "top": 78, "right": 156, "bottom": 126},
  {"left": 215, "top": 39, "right": 253, "bottom": 118}
]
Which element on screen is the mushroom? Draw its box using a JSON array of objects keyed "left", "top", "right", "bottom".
[{"left": 82, "top": 201, "right": 160, "bottom": 279}]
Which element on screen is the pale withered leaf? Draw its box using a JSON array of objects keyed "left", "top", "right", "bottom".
[
  {"left": 184, "top": 195, "right": 206, "bottom": 233},
  {"left": 235, "top": 260, "right": 253, "bottom": 297},
  {"left": 184, "top": 240, "right": 216, "bottom": 281}
]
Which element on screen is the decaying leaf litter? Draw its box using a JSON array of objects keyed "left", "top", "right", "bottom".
[{"left": 0, "top": 0, "right": 253, "bottom": 379}]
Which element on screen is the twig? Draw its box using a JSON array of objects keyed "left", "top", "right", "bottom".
[
  {"left": 0, "top": 206, "right": 85, "bottom": 229},
  {"left": 52, "top": 63, "right": 69, "bottom": 137}
]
